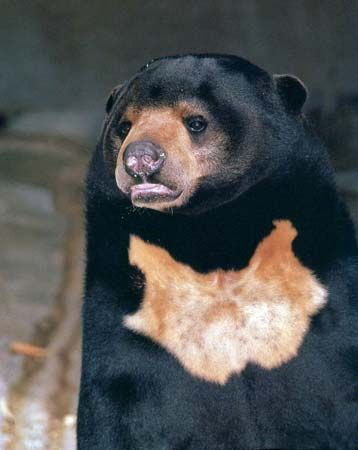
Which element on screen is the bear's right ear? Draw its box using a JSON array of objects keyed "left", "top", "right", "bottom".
[
  {"left": 273, "top": 74, "right": 308, "bottom": 114},
  {"left": 105, "top": 84, "right": 124, "bottom": 114}
]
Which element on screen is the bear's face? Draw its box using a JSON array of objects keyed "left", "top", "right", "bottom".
[
  {"left": 103, "top": 55, "right": 307, "bottom": 213},
  {"left": 113, "top": 101, "right": 228, "bottom": 212}
]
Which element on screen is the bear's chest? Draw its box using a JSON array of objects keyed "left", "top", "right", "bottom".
[{"left": 124, "top": 221, "right": 327, "bottom": 384}]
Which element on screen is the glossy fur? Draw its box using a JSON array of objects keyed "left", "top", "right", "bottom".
[{"left": 78, "top": 54, "right": 358, "bottom": 449}]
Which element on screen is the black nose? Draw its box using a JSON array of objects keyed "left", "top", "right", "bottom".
[{"left": 123, "top": 140, "right": 166, "bottom": 181}]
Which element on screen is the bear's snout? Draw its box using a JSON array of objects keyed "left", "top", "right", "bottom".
[{"left": 123, "top": 140, "right": 166, "bottom": 182}]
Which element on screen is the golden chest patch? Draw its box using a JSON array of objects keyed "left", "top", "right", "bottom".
[{"left": 124, "top": 221, "right": 327, "bottom": 384}]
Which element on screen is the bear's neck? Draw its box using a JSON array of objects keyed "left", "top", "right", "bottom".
[
  {"left": 87, "top": 153, "right": 356, "bottom": 278},
  {"left": 119, "top": 161, "right": 355, "bottom": 274}
]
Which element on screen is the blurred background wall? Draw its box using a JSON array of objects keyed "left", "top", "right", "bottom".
[
  {"left": 1, "top": 2, "right": 357, "bottom": 449},
  {"left": 1, "top": 0, "right": 358, "bottom": 166},
  {"left": 1, "top": 0, "right": 357, "bottom": 106}
]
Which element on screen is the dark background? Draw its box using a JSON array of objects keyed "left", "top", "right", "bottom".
[
  {"left": 1, "top": 0, "right": 358, "bottom": 168},
  {"left": 0, "top": 2, "right": 357, "bottom": 448}
]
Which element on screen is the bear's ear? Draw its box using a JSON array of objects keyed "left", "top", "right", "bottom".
[
  {"left": 273, "top": 74, "right": 308, "bottom": 114},
  {"left": 105, "top": 84, "right": 124, "bottom": 114}
]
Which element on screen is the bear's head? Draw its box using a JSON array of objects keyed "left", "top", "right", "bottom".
[{"left": 102, "top": 54, "right": 307, "bottom": 214}]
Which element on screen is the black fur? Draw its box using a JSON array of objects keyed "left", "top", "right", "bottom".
[
  {"left": 78, "top": 54, "right": 358, "bottom": 449},
  {"left": 274, "top": 74, "right": 308, "bottom": 114}
]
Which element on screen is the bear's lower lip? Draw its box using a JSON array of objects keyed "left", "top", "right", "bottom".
[{"left": 130, "top": 183, "right": 181, "bottom": 203}]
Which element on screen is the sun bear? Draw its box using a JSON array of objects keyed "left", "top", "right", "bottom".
[{"left": 78, "top": 54, "right": 358, "bottom": 450}]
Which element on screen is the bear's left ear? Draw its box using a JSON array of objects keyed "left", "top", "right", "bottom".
[
  {"left": 273, "top": 74, "right": 308, "bottom": 114},
  {"left": 105, "top": 84, "right": 124, "bottom": 114}
]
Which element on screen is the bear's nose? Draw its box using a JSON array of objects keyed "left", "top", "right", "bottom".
[{"left": 123, "top": 140, "right": 166, "bottom": 181}]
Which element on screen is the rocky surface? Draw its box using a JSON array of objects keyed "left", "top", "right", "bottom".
[{"left": 0, "top": 134, "right": 87, "bottom": 449}]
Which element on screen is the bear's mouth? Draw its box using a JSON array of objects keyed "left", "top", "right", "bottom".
[{"left": 130, "top": 183, "right": 182, "bottom": 204}]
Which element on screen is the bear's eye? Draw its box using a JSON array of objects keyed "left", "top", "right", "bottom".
[
  {"left": 185, "top": 116, "right": 207, "bottom": 134},
  {"left": 117, "top": 121, "right": 132, "bottom": 139}
]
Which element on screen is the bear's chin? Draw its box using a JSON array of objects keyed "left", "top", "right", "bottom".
[
  {"left": 130, "top": 183, "right": 182, "bottom": 204},
  {"left": 125, "top": 184, "right": 185, "bottom": 212}
]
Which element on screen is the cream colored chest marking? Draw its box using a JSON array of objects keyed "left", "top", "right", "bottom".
[{"left": 124, "top": 220, "right": 327, "bottom": 384}]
